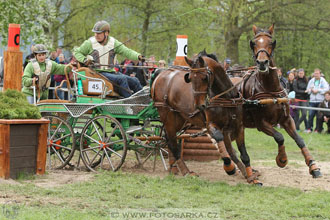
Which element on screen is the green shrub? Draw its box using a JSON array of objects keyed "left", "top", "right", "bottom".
[{"left": 0, "top": 89, "right": 41, "bottom": 119}]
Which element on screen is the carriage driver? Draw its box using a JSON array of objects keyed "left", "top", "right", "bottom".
[
  {"left": 74, "top": 20, "right": 143, "bottom": 98},
  {"left": 22, "top": 44, "right": 71, "bottom": 104}
]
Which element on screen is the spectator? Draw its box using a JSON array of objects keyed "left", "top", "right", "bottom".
[
  {"left": 23, "top": 45, "right": 35, "bottom": 70},
  {"left": 53, "top": 54, "right": 69, "bottom": 100},
  {"left": 48, "top": 50, "right": 58, "bottom": 99},
  {"left": 293, "top": 68, "right": 309, "bottom": 131},
  {"left": 73, "top": 20, "right": 143, "bottom": 98},
  {"left": 158, "top": 60, "right": 166, "bottom": 68},
  {"left": 316, "top": 91, "right": 330, "bottom": 133},
  {"left": 145, "top": 58, "right": 157, "bottom": 80},
  {"left": 290, "top": 68, "right": 297, "bottom": 78},
  {"left": 305, "top": 68, "right": 330, "bottom": 132},
  {"left": 277, "top": 68, "right": 288, "bottom": 90},
  {"left": 286, "top": 71, "right": 295, "bottom": 93},
  {"left": 223, "top": 58, "right": 232, "bottom": 71},
  {"left": 121, "top": 59, "right": 135, "bottom": 76},
  {"left": 135, "top": 60, "right": 148, "bottom": 87},
  {"left": 287, "top": 71, "right": 296, "bottom": 119}
]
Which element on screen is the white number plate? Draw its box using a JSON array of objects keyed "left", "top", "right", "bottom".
[{"left": 88, "top": 81, "right": 103, "bottom": 93}]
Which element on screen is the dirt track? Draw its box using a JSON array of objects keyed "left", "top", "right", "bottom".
[{"left": 1, "top": 157, "right": 329, "bottom": 192}]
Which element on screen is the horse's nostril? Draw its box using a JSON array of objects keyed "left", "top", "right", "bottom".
[
  {"left": 264, "top": 60, "right": 269, "bottom": 64},
  {"left": 256, "top": 60, "right": 260, "bottom": 64}
]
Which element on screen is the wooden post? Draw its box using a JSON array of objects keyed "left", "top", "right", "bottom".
[
  {"left": 36, "top": 123, "right": 48, "bottom": 175},
  {"left": 173, "top": 35, "right": 188, "bottom": 66},
  {"left": 3, "top": 24, "right": 23, "bottom": 91},
  {"left": 0, "top": 124, "right": 10, "bottom": 179}
]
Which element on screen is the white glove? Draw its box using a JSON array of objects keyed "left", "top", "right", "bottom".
[{"left": 84, "top": 55, "right": 94, "bottom": 65}]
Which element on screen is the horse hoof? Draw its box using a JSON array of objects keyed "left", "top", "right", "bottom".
[
  {"left": 254, "top": 182, "right": 263, "bottom": 186},
  {"left": 187, "top": 172, "right": 199, "bottom": 177},
  {"left": 170, "top": 166, "right": 179, "bottom": 175},
  {"left": 276, "top": 155, "right": 288, "bottom": 168},
  {"left": 225, "top": 166, "right": 236, "bottom": 176},
  {"left": 311, "top": 169, "right": 322, "bottom": 178}
]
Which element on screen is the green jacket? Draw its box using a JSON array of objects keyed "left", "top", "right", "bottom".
[
  {"left": 22, "top": 60, "right": 69, "bottom": 100},
  {"left": 73, "top": 36, "right": 140, "bottom": 72}
]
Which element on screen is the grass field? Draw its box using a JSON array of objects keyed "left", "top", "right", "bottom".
[{"left": 0, "top": 128, "right": 329, "bottom": 220}]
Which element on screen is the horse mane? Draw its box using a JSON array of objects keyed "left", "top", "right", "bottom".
[{"left": 197, "top": 49, "right": 219, "bottom": 63}]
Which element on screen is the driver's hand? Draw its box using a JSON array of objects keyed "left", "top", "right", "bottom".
[{"left": 84, "top": 55, "right": 94, "bottom": 65}]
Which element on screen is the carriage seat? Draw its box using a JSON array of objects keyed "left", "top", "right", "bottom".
[{"left": 77, "top": 67, "right": 121, "bottom": 97}]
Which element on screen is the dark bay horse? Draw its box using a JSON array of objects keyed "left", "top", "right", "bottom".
[
  {"left": 240, "top": 24, "right": 321, "bottom": 178},
  {"left": 151, "top": 51, "right": 260, "bottom": 184}
]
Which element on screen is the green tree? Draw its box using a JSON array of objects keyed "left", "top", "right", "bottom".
[{"left": 0, "top": 0, "right": 56, "bottom": 47}]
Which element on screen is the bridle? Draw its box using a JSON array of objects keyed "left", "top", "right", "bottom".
[
  {"left": 250, "top": 32, "right": 275, "bottom": 63},
  {"left": 189, "top": 66, "right": 213, "bottom": 103}
]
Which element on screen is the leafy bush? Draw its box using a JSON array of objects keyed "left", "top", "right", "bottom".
[{"left": 0, "top": 89, "right": 41, "bottom": 119}]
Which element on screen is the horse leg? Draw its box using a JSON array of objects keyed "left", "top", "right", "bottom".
[
  {"left": 280, "top": 116, "right": 322, "bottom": 178},
  {"left": 208, "top": 123, "right": 236, "bottom": 175},
  {"left": 223, "top": 133, "right": 247, "bottom": 178},
  {"left": 235, "top": 127, "right": 262, "bottom": 185},
  {"left": 257, "top": 120, "right": 288, "bottom": 168},
  {"left": 163, "top": 112, "right": 195, "bottom": 176}
]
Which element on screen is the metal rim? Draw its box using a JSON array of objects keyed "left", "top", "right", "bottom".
[
  {"left": 79, "top": 115, "right": 128, "bottom": 172},
  {"left": 45, "top": 115, "right": 76, "bottom": 169}
]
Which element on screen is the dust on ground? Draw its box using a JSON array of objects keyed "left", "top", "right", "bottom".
[{"left": 1, "top": 156, "right": 329, "bottom": 194}]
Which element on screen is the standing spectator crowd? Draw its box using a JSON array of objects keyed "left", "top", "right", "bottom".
[{"left": 277, "top": 68, "right": 330, "bottom": 134}]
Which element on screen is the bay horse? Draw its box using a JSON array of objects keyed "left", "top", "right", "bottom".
[
  {"left": 151, "top": 51, "right": 260, "bottom": 184},
  {"left": 240, "top": 24, "right": 321, "bottom": 178}
]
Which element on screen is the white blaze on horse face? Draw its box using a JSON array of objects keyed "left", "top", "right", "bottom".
[{"left": 258, "top": 38, "right": 264, "bottom": 43}]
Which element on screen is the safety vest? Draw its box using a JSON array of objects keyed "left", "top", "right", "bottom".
[
  {"left": 90, "top": 36, "right": 116, "bottom": 70},
  {"left": 31, "top": 58, "right": 52, "bottom": 89}
]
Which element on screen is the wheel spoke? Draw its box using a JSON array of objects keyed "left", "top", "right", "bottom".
[
  {"left": 83, "top": 133, "right": 100, "bottom": 144},
  {"left": 81, "top": 145, "right": 101, "bottom": 152},
  {"left": 53, "top": 133, "right": 71, "bottom": 142},
  {"left": 104, "top": 148, "right": 115, "bottom": 170},
  {"left": 51, "top": 143, "right": 72, "bottom": 151},
  {"left": 105, "top": 146, "right": 122, "bottom": 158},
  {"left": 103, "top": 118, "right": 106, "bottom": 140},
  {"left": 50, "top": 121, "right": 63, "bottom": 140},
  {"left": 87, "top": 147, "right": 103, "bottom": 166},
  {"left": 52, "top": 146, "right": 66, "bottom": 164},
  {"left": 105, "top": 125, "right": 117, "bottom": 143},
  {"left": 92, "top": 121, "right": 102, "bottom": 141}
]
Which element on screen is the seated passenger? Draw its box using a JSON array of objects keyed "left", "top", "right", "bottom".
[{"left": 74, "top": 20, "right": 143, "bottom": 98}]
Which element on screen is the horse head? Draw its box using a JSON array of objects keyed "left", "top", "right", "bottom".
[
  {"left": 250, "top": 24, "right": 276, "bottom": 73},
  {"left": 184, "top": 52, "right": 215, "bottom": 111}
]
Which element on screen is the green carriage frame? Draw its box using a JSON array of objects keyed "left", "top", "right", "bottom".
[{"left": 37, "top": 69, "right": 168, "bottom": 172}]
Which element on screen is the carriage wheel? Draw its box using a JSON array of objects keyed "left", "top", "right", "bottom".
[
  {"left": 133, "top": 123, "right": 168, "bottom": 171},
  {"left": 80, "top": 115, "right": 128, "bottom": 172},
  {"left": 44, "top": 115, "right": 75, "bottom": 169}
]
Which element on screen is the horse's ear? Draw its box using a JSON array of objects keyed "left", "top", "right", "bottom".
[
  {"left": 184, "top": 72, "right": 190, "bottom": 83},
  {"left": 184, "top": 56, "right": 193, "bottom": 67},
  {"left": 268, "top": 23, "right": 274, "bottom": 35},
  {"left": 198, "top": 56, "right": 205, "bottom": 67},
  {"left": 250, "top": 40, "right": 255, "bottom": 50},
  {"left": 252, "top": 25, "right": 258, "bottom": 35},
  {"left": 272, "top": 40, "right": 276, "bottom": 50}
]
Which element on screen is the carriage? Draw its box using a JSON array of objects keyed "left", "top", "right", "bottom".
[{"left": 37, "top": 67, "right": 169, "bottom": 172}]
